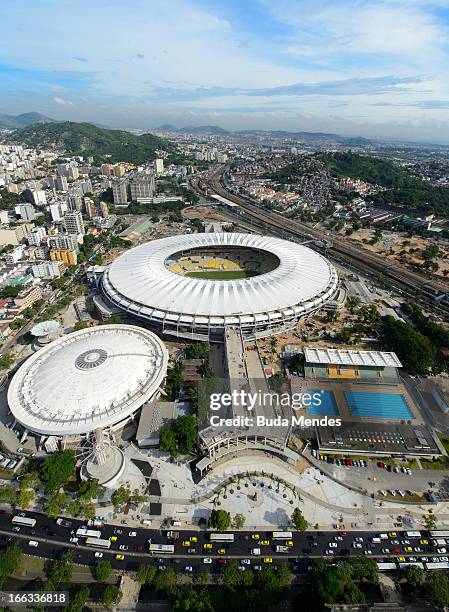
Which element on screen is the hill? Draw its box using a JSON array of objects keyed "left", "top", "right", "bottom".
[
  {"left": 8, "top": 121, "right": 178, "bottom": 164},
  {"left": 0, "top": 111, "right": 57, "bottom": 130}
]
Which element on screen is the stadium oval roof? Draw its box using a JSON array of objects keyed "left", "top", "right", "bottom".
[
  {"left": 102, "top": 233, "right": 338, "bottom": 326},
  {"left": 8, "top": 324, "right": 168, "bottom": 436}
]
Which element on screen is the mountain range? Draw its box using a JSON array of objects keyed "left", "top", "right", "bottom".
[{"left": 0, "top": 112, "right": 57, "bottom": 130}]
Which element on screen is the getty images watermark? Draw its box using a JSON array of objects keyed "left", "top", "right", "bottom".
[{"left": 208, "top": 389, "right": 342, "bottom": 428}]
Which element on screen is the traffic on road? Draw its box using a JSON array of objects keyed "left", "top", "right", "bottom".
[{"left": 2, "top": 510, "right": 449, "bottom": 575}]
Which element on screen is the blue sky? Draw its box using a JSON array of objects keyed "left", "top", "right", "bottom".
[{"left": 2, "top": 0, "right": 449, "bottom": 141}]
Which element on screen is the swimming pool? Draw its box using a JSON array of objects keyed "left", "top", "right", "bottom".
[
  {"left": 345, "top": 391, "right": 414, "bottom": 420},
  {"left": 307, "top": 390, "right": 339, "bottom": 415}
]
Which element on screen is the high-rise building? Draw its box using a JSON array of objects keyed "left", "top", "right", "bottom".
[
  {"left": 100, "top": 163, "right": 112, "bottom": 176},
  {"left": 48, "top": 234, "right": 79, "bottom": 251},
  {"left": 112, "top": 164, "right": 125, "bottom": 177},
  {"left": 130, "top": 172, "right": 155, "bottom": 201},
  {"left": 154, "top": 158, "right": 164, "bottom": 175},
  {"left": 85, "top": 198, "right": 96, "bottom": 219},
  {"left": 18, "top": 203, "right": 36, "bottom": 222},
  {"left": 50, "top": 202, "right": 68, "bottom": 222},
  {"left": 112, "top": 178, "right": 129, "bottom": 205},
  {"left": 32, "top": 260, "right": 64, "bottom": 280},
  {"left": 50, "top": 249, "right": 77, "bottom": 266},
  {"left": 67, "top": 165, "right": 79, "bottom": 180},
  {"left": 27, "top": 226, "right": 47, "bottom": 246},
  {"left": 56, "top": 176, "right": 68, "bottom": 191},
  {"left": 100, "top": 201, "right": 109, "bottom": 218},
  {"left": 22, "top": 189, "right": 47, "bottom": 206},
  {"left": 63, "top": 211, "right": 85, "bottom": 237},
  {"left": 67, "top": 193, "right": 83, "bottom": 212}
]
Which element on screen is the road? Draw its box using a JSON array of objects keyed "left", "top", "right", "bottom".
[
  {"left": 198, "top": 166, "right": 449, "bottom": 318},
  {"left": 2, "top": 509, "right": 449, "bottom": 574}
]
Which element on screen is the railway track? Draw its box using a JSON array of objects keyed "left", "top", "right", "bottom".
[{"left": 198, "top": 167, "right": 449, "bottom": 317}]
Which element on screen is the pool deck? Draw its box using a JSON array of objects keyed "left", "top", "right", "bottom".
[{"left": 298, "top": 379, "right": 423, "bottom": 425}]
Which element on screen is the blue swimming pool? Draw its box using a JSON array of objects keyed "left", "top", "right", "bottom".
[
  {"left": 307, "top": 390, "right": 339, "bottom": 415},
  {"left": 345, "top": 391, "right": 414, "bottom": 420}
]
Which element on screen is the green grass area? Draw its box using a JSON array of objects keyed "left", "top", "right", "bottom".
[
  {"left": 438, "top": 435, "right": 449, "bottom": 454},
  {"left": 185, "top": 270, "right": 259, "bottom": 280},
  {"left": 420, "top": 456, "right": 449, "bottom": 470}
]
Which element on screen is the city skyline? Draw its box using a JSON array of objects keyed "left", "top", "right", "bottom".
[{"left": 2, "top": 0, "right": 449, "bottom": 141}]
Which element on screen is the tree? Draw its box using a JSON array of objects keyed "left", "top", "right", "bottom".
[
  {"left": 63, "top": 587, "right": 90, "bottom": 612},
  {"left": 160, "top": 415, "right": 197, "bottom": 458},
  {"left": 232, "top": 513, "right": 245, "bottom": 529},
  {"left": 380, "top": 316, "right": 437, "bottom": 376},
  {"left": 171, "top": 588, "right": 215, "bottom": 612},
  {"left": 111, "top": 485, "right": 131, "bottom": 509},
  {"left": 349, "top": 556, "right": 378, "bottom": 584},
  {"left": 95, "top": 559, "right": 112, "bottom": 582},
  {"left": 82, "top": 502, "right": 96, "bottom": 520},
  {"left": 0, "top": 542, "right": 22, "bottom": 588},
  {"left": 209, "top": 509, "right": 231, "bottom": 531},
  {"left": 0, "top": 485, "right": 17, "bottom": 505},
  {"left": 77, "top": 479, "right": 104, "bottom": 501},
  {"left": 39, "top": 450, "right": 76, "bottom": 493},
  {"left": 44, "top": 492, "right": 68, "bottom": 518},
  {"left": 292, "top": 507, "right": 308, "bottom": 531},
  {"left": 73, "top": 321, "right": 89, "bottom": 331},
  {"left": 194, "top": 568, "right": 210, "bottom": 585},
  {"left": 185, "top": 343, "right": 210, "bottom": 359},
  {"left": 0, "top": 354, "right": 14, "bottom": 370},
  {"left": 102, "top": 584, "right": 122, "bottom": 609},
  {"left": 401, "top": 564, "right": 424, "bottom": 590},
  {"left": 152, "top": 567, "right": 178, "bottom": 593},
  {"left": 426, "top": 572, "right": 449, "bottom": 610},
  {"left": 159, "top": 426, "right": 178, "bottom": 457},
  {"left": 19, "top": 472, "right": 40, "bottom": 490},
  {"left": 17, "top": 489, "right": 35, "bottom": 509},
  {"left": 136, "top": 563, "right": 157, "bottom": 585},
  {"left": 45, "top": 550, "right": 74, "bottom": 588}
]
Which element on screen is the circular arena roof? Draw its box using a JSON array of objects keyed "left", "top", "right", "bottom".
[
  {"left": 102, "top": 233, "right": 338, "bottom": 333},
  {"left": 8, "top": 325, "right": 168, "bottom": 436}
]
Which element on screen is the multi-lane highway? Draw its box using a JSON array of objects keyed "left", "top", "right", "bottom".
[
  {"left": 3, "top": 509, "right": 449, "bottom": 574},
  {"left": 197, "top": 167, "right": 449, "bottom": 317}
]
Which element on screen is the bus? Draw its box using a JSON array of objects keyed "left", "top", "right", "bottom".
[
  {"left": 149, "top": 543, "right": 175, "bottom": 554},
  {"left": 86, "top": 537, "right": 111, "bottom": 549},
  {"left": 405, "top": 531, "right": 421, "bottom": 538},
  {"left": 272, "top": 532, "right": 293, "bottom": 540},
  {"left": 12, "top": 516, "right": 36, "bottom": 527},
  {"left": 429, "top": 531, "right": 449, "bottom": 539},
  {"left": 426, "top": 562, "right": 449, "bottom": 570},
  {"left": 376, "top": 562, "right": 397, "bottom": 571},
  {"left": 209, "top": 533, "right": 235, "bottom": 543},
  {"left": 76, "top": 527, "right": 102, "bottom": 539}
]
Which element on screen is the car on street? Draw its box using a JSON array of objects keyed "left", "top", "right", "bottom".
[
  {"left": 119, "top": 545, "right": 128, "bottom": 551},
  {"left": 352, "top": 543, "right": 363, "bottom": 549},
  {"left": 182, "top": 540, "right": 190, "bottom": 547},
  {"left": 364, "top": 550, "right": 373, "bottom": 555},
  {"left": 325, "top": 550, "right": 335, "bottom": 555},
  {"left": 95, "top": 552, "right": 103, "bottom": 558},
  {"left": 187, "top": 548, "right": 196, "bottom": 554},
  {"left": 437, "top": 548, "right": 447, "bottom": 554},
  {"left": 252, "top": 534, "right": 260, "bottom": 540},
  {"left": 263, "top": 557, "right": 273, "bottom": 563},
  {"left": 113, "top": 529, "right": 123, "bottom": 535},
  {"left": 128, "top": 531, "right": 137, "bottom": 537},
  {"left": 184, "top": 566, "right": 193, "bottom": 572},
  {"left": 203, "top": 558, "right": 212, "bottom": 564},
  {"left": 203, "top": 543, "right": 212, "bottom": 549},
  {"left": 260, "top": 540, "right": 270, "bottom": 546},
  {"left": 12, "top": 526, "right": 20, "bottom": 532},
  {"left": 109, "top": 536, "right": 117, "bottom": 542},
  {"left": 115, "top": 554, "right": 125, "bottom": 561},
  {"left": 134, "top": 545, "right": 143, "bottom": 552},
  {"left": 241, "top": 559, "right": 251, "bottom": 565},
  {"left": 218, "top": 548, "right": 226, "bottom": 555},
  {"left": 190, "top": 536, "right": 198, "bottom": 543},
  {"left": 329, "top": 542, "right": 338, "bottom": 548},
  {"left": 69, "top": 537, "right": 78, "bottom": 544}
]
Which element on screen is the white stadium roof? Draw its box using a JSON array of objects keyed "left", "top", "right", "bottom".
[
  {"left": 303, "top": 347, "right": 402, "bottom": 368},
  {"left": 101, "top": 233, "right": 338, "bottom": 333},
  {"left": 8, "top": 325, "right": 168, "bottom": 436}
]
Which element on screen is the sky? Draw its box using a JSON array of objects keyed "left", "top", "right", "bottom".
[{"left": 3, "top": 0, "right": 449, "bottom": 141}]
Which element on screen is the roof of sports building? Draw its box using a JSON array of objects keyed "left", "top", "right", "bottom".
[{"left": 303, "top": 347, "right": 402, "bottom": 368}]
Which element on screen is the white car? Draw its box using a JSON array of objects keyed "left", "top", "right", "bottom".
[
  {"left": 329, "top": 542, "right": 338, "bottom": 548},
  {"left": 334, "top": 536, "right": 343, "bottom": 541},
  {"left": 241, "top": 559, "right": 251, "bottom": 565},
  {"left": 95, "top": 552, "right": 103, "bottom": 558},
  {"left": 355, "top": 537, "right": 364, "bottom": 542},
  {"left": 353, "top": 543, "right": 363, "bottom": 549},
  {"left": 184, "top": 566, "right": 193, "bottom": 572},
  {"left": 203, "top": 558, "right": 212, "bottom": 564},
  {"left": 69, "top": 537, "right": 78, "bottom": 544},
  {"left": 437, "top": 548, "right": 447, "bottom": 554},
  {"left": 113, "top": 529, "right": 122, "bottom": 535},
  {"left": 119, "top": 544, "right": 128, "bottom": 551},
  {"left": 364, "top": 550, "right": 373, "bottom": 555},
  {"left": 440, "top": 556, "right": 449, "bottom": 562},
  {"left": 325, "top": 550, "right": 335, "bottom": 555},
  {"left": 128, "top": 531, "right": 137, "bottom": 537}
]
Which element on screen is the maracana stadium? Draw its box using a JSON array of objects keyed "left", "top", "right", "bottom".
[{"left": 99, "top": 232, "right": 339, "bottom": 340}]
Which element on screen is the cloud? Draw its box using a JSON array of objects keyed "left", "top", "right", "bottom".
[
  {"left": 144, "top": 75, "right": 425, "bottom": 102},
  {"left": 53, "top": 96, "right": 74, "bottom": 106}
]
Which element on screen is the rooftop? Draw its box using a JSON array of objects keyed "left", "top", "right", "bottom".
[{"left": 304, "top": 347, "right": 402, "bottom": 368}]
